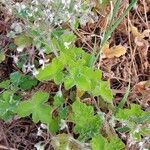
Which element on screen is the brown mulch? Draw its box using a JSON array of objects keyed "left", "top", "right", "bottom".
[
  {"left": 0, "top": 0, "right": 150, "bottom": 149},
  {"left": 0, "top": 119, "right": 39, "bottom": 150}
]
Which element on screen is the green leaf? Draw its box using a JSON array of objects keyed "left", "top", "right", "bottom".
[
  {"left": 10, "top": 72, "right": 37, "bottom": 90},
  {"left": 36, "top": 58, "right": 64, "bottom": 81},
  {"left": 19, "top": 75, "right": 38, "bottom": 90},
  {"left": 71, "top": 100, "right": 102, "bottom": 141},
  {"left": 10, "top": 72, "right": 22, "bottom": 86},
  {"left": 116, "top": 126, "right": 130, "bottom": 133},
  {"left": 0, "top": 80, "right": 10, "bottom": 89},
  {"left": 116, "top": 82, "right": 130, "bottom": 112},
  {"left": 53, "top": 91, "right": 64, "bottom": 107},
  {"left": 81, "top": 67, "right": 102, "bottom": 81},
  {"left": 76, "top": 75, "right": 91, "bottom": 91},
  {"left": 49, "top": 118, "right": 59, "bottom": 133},
  {"left": 91, "top": 135, "right": 107, "bottom": 150},
  {"left": 64, "top": 76, "right": 75, "bottom": 90},
  {"left": 99, "top": 81, "right": 113, "bottom": 103},
  {"left": 107, "top": 137, "right": 125, "bottom": 150},
  {"left": 58, "top": 106, "right": 69, "bottom": 119},
  {"left": 115, "top": 104, "right": 149, "bottom": 121},
  {"left": 61, "top": 31, "right": 76, "bottom": 47},
  {"left": 51, "top": 28, "right": 65, "bottom": 38},
  {"left": 0, "top": 51, "right": 5, "bottom": 63},
  {"left": 14, "top": 33, "right": 33, "bottom": 48},
  {"left": 92, "top": 81, "right": 113, "bottom": 103},
  {"left": 16, "top": 91, "right": 57, "bottom": 132},
  {"left": 51, "top": 133, "right": 81, "bottom": 150},
  {"left": 91, "top": 135, "right": 125, "bottom": 150},
  {"left": 51, "top": 30, "right": 76, "bottom": 52},
  {"left": 54, "top": 71, "right": 64, "bottom": 85},
  {"left": 36, "top": 64, "right": 54, "bottom": 81},
  {"left": 115, "top": 104, "right": 150, "bottom": 141},
  {"left": 0, "top": 91, "right": 19, "bottom": 121}
]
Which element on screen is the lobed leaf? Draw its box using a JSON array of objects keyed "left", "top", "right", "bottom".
[
  {"left": 16, "top": 91, "right": 59, "bottom": 133},
  {"left": 71, "top": 100, "right": 102, "bottom": 141},
  {"left": 91, "top": 135, "right": 125, "bottom": 150}
]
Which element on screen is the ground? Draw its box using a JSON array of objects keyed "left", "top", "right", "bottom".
[{"left": 0, "top": 0, "right": 150, "bottom": 150}]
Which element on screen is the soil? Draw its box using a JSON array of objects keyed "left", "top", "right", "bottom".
[{"left": 0, "top": 0, "right": 150, "bottom": 149}]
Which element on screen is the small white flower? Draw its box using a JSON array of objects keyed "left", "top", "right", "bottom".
[
  {"left": 15, "top": 2, "right": 20, "bottom": 7},
  {"left": 17, "top": 46, "right": 24, "bottom": 52},
  {"left": 30, "top": 64, "right": 35, "bottom": 68},
  {"left": 12, "top": 55, "right": 19, "bottom": 64},
  {"left": 144, "top": 137, "right": 150, "bottom": 140},
  {"left": 39, "top": 59, "right": 44, "bottom": 65},
  {"left": 62, "top": 0, "right": 71, "bottom": 9},
  {"left": 34, "top": 142, "right": 44, "bottom": 150},
  {"left": 34, "top": 8, "right": 38, "bottom": 12},
  {"left": 28, "top": 13, "right": 33, "bottom": 17},
  {"left": 32, "top": 69, "right": 39, "bottom": 76},
  {"left": 64, "top": 42, "right": 71, "bottom": 49},
  {"left": 60, "top": 119, "right": 68, "bottom": 130},
  {"left": 40, "top": 123, "right": 48, "bottom": 129},
  {"left": 11, "top": 22, "right": 22, "bottom": 33},
  {"left": 38, "top": 50, "right": 45, "bottom": 57},
  {"left": 139, "top": 142, "right": 144, "bottom": 147},
  {"left": 22, "top": 64, "right": 27, "bottom": 73},
  {"left": 8, "top": 8, "right": 12, "bottom": 14},
  {"left": 21, "top": 4, "right": 26, "bottom": 9},
  {"left": 74, "top": 4, "right": 80, "bottom": 11},
  {"left": 134, "top": 124, "right": 142, "bottom": 133},
  {"left": 37, "top": 127, "right": 43, "bottom": 136},
  {"left": 32, "top": 0, "right": 39, "bottom": 5}
]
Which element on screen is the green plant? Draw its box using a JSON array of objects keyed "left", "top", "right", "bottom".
[
  {"left": 0, "top": 71, "right": 37, "bottom": 120},
  {"left": 91, "top": 135, "right": 125, "bottom": 150},
  {"left": 115, "top": 104, "right": 150, "bottom": 141},
  {"left": 101, "top": 0, "right": 137, "bottom": 47},
  {"left": 10, "top": 71, "right": 38, "bottom": 90},
  {"left": 16, "top": 91, "right": 59, "bottom": 132},
  {"left": 94, "top": 0, "right": 137, "bottom": 64},
  {"left": 0, "top": 51, "right": 5, "bottom": 63},
  {"left": 1, "top": 0, "right": 149, "bottom": 150},
  {"left": 36, "top": 31, "right": 113, "bottom": 104},
  {"left": 71, "top": 100, "right": 102, "bottom": 141},
  {"left": 0, "top": 91, "right": 20, "bottom": 120}
]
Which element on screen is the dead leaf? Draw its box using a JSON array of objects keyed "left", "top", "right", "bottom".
[
  {"left": 0, "top": 21, "right": 6, "bottom": 33},
  {"left": 102, "top": 43, "right": 127, "bottom": 58},
  {"left": 132, "top": 81, "right": 150, "bottom": 108},
  {"left": 134, "top": 37, "right": 145, "bottom": 47},
  {"left": 143, "top": 29, "right": 150, "bottom": 37},
  {"left": 76, "top": 88, "right": 85, "bottom": 98},
  {"left": 93, "top": 0, "right": 111, "bottom": 16},
  {"left": 129, "top": 25, "right": 144, "bottom": 39},
  {"left": 14, "top": 33, "right": 33, "bottom": 49},
  {"left": 82, "top": 98, "right": 94, "bottom": 105},
  {"left": 129, "top": 25, "right": 150, "bottom": 46},
  {"left": 133, "top": 81, "right": 149, "bottom": 94}
]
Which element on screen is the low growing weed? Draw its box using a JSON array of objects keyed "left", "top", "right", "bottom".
[{"left": 1, "top": 0, "right": 149, "bottom": 150}]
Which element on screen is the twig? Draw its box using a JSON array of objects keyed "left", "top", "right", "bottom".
[{"left": 0, "top": 145, "right": 17, "bottom": 150}]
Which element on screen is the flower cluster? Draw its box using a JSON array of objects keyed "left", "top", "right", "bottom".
[
  {"left": 12, "top": 0, "right": 97, "bottom": 28},
  {"left": 5, "top": 0, "right": 98, "bottom": 76}
]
